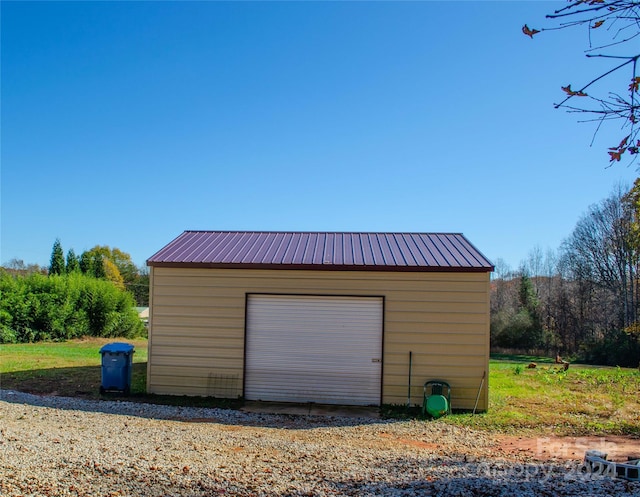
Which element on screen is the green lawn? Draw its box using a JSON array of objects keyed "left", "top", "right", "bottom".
[
  {"left": 1, "top": 339, "right": 639, "bottom": 436},
  {"left": 0, "top": 337, "right": 148, "bottom": 370},
  {"left": 442, "top": 359, "right": 640, "bottom": 436},
  {"left": 0, "top": 338, "right": 148, "bottom": 396}
]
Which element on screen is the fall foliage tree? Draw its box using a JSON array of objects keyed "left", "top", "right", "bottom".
[
  {"left": 78, "top": 245, "right": 147, "bottom": 304},
  {"left": 81, "top": 246, "right": 136, "bottom": 285},
  {"left": 523, "top": 1, "right": 640, "bottom": 165},
  {"left": 82, "top": 246, "right": 133, "bottom": 277},
  {"left": 103, "top": 258, "right": 125, "bottom": 290}
]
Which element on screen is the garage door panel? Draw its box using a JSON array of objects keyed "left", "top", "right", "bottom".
[
  {"left": 246, "top": 369, "right": 381, "bottom": 401},
  {"left": 245, "top": 295, "right": 383, "bottom": 405}
]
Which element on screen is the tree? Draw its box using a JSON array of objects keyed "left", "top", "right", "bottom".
[
  {"left": 79, "top": 251, "right": 93, "bottom": 275},
  {"left": 66, "top": 249, "right": 80, "bottom": 273},
  {"left": 103, "top": 258, "right": 125, "bottom": 290},
  {"left": 92, "top": 253, "right": 106, "bottom": 279},
  {"left": 81, "top": 246, "right": 136, "bottom": 281},
  {"left": 621, "top": 178, "right": 640, "bottom": 350},
  {"left": 517, "top": 274, "right": 544, "bottom": 349},
  {"left": 79, "top": 251, "right": 106, "bottom": 279},
  {"left": 49, "top": 239, "right": 65, "bottom": 275},
  {"left": 490, "top": 269, "right": 546, "bottom": 351},
  {"left": 129, "top": 265, "right": 150, "bottom": 307},
  {"left": 80, "top": 246, "right": 146, "bottom": 301},
  {"left": 622, "top": 177, "right": 640, "bottom": 261},
  {"left": 563, "top": 184, "right": 638, "bottom": 329},
  {"left": 2, "top": 259, "right": 45, "bottom": 276},
  {"left": 488, "top": 182, "right": 640, "bottom": 364},
  {"left": 524, "top": 1, "right": 640, "bottom": 165},
  {"left": 6, "top": 259, "right": 26, "bottom": 271}
]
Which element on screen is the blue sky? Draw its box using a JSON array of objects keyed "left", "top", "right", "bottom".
[{"left": 2, "top": 1, "right": 638, "bottom": 271}]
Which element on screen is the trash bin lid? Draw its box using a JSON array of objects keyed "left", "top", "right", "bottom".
[{"left": 100, "top": 342, "right": 135, "bottom": 354}]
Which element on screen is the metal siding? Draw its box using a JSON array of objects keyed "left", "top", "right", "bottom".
[
  {"left": 146, "top": 268, "right": 154, "bottom": 393},
  {"left": 147, "top": 267, "right": 490, "bottom": 410},
  {"left": 245, "top": 295, "right": 383, "bottom": 405}
]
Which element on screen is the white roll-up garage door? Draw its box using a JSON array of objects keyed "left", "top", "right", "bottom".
[{"left": 245, "top": 294, "right": 383, "bottom": 406}]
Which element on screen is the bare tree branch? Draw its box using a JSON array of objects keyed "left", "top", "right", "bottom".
[{"left": 525, "top": 1, "right": 640, "bottom": 165}]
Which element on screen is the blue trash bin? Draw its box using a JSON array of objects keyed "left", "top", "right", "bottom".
[{"left": 100, "top": 342, "right": 135, "bottom": 395}]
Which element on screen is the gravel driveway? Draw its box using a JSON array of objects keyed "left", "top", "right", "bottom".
[{"left": 1, "top": 390, "right": 638, "bottom": 496}]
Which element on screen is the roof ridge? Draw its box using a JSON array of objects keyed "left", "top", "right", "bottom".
[{"left": 182, "top": 230, "right": 465, "bottom": 235}]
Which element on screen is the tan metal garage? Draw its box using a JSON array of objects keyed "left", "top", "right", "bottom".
[{"left": 146, "top": 231, "right": 493, "bottom": 410}]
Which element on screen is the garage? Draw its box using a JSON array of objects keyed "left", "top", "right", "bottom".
[
  {"left": 146, "top": 231, "right": 493, "bottom": 410},
  {"left": 245, "top": 294, "right": 383, "bottom": 405}
]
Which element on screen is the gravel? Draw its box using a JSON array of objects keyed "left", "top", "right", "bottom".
[{"left": 1, "top": 390, "right": 639, "bottom": 496}]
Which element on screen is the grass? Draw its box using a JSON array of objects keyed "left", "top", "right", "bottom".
[
  {"left": 489, "top": 353, "right": 557, "bottom": 364},
  {"left": 441, "top": 360, "right": 640, "bottom": 437},
  {"left": 0, "top": 337, "right": 242, "bottom": 409},
  {"left": 0, "top": 337, "right": 148, "bottom": 371},
  {"left": 0, "top": 337, "right": 148, "bottom": 397},
  {"left": 1, "top": 338, "right": 639, "bottom": 436}
]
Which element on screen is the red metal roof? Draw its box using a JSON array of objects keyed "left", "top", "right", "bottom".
[{"left": 147, "top": 231, "right": 494, "bottom": 272}]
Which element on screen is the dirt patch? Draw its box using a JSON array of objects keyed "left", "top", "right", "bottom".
[
  {"left": 379, "top": 433, "right": 441, "bottom": 451},
  {"left": 378, "top": 432, "right": 640, "bottom": 463},
  {"left": 495, "top": 435, "right": 640, "bottom": 461}
]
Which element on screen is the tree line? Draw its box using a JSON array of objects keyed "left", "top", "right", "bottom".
[
  {"left": 492, "top": 181, "right": 640, "bottom": 367},
  {"left": 0, "top": 242, "right": 149, "bottom": 343}
]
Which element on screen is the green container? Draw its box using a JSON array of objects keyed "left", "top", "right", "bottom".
[
  {"left": 423, "top": 380, "right": 451, "bottom": 418},
  {"left": 426, "top": 395, "right": 449, "bottom": 418}
]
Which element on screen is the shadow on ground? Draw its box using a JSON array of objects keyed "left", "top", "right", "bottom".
[
  {"left": 0, "top": 363, "right": 386, "bottom": 429},
  {"left": 0, "top": 363, "right": 147, "bottom": 398}
]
